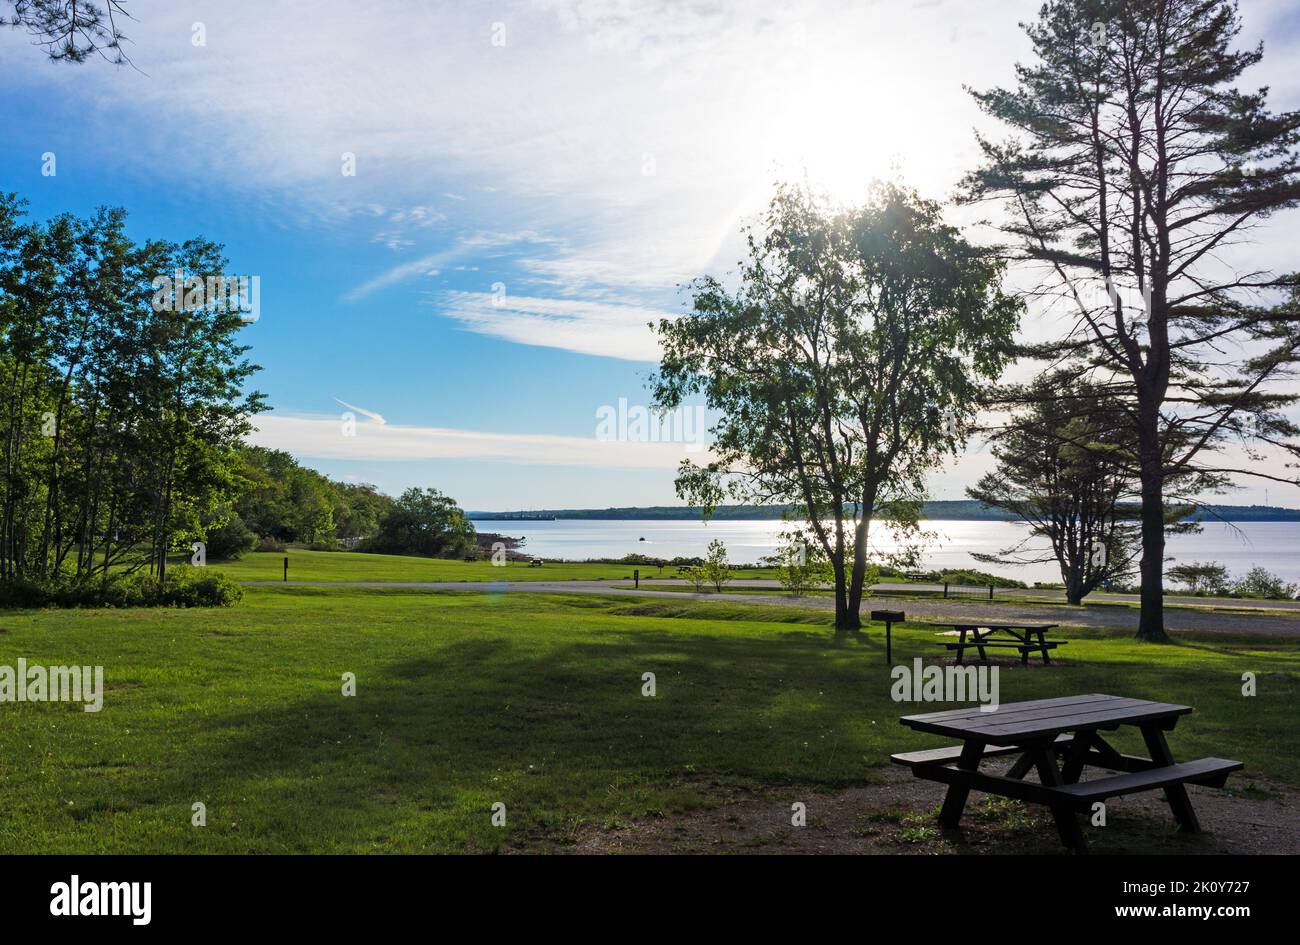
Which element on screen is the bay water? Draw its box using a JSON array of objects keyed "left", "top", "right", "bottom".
[{"left": 481, "top": 518, "right": 1300, "bottom": 585}]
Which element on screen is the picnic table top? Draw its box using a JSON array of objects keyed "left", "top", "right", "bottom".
[
  {"left": 899, "top": 693, "right": 1191, "bottom": 745},
  {"left": 930, "top": 622, "right": 1059, "bottom": 631}
]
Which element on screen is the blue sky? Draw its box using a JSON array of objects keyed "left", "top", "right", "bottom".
[{"left": 3, "top": 0, "right": 1299, "bottom": 509}]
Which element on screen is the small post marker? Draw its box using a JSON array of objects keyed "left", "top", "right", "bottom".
[
  {"left": 634, "top": 568, "right": 639, "bottom": 589},
  {"left": 284, "top": 556, "right": 288, "bottom": 582}
]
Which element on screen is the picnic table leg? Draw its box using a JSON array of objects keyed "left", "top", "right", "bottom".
[
  {"left": 1030, "top": 744, "right": 1086, "bottom": 853},
  {"left": 1009, "top": 629, "right": 1031, "bottom": 666},
  {"left": 937, "top": 740, "right": 983, "bottom": 828},
  {"left": 1038, "top": 630, "right": 1052, "bottom": 665},
  {"left": 1080, "top": 732, "right": 1127, "bottom": 770},
  {"left": 954, "top": 627, "right": 967, "bottom": 664},
  {"left": 974, "top": 629, "right": 988, "bottom": 662},
  {"left": 1005, "top": 750, "right": 1035, "bottom": 780},
  {"left": 1059, "top": 731, "right": 1090, "bottom": 784},
  {"left": 1140, "top": 724, "right": 1201, "bottom": 833},
  {"left": 1018, "top": 733, "right": 1084, "bottom": 783}
]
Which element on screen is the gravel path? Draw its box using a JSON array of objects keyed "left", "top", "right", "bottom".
[{"left": 243, "top": 579, "right": 1300, "bottom": 637}]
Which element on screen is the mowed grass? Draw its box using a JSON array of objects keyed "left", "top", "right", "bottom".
[
  {"left": 205, "top": 549, "right": 776, "bottom": 583},
  {"left": 0, "top": 587, "right": 1296, "bottom": 853}
]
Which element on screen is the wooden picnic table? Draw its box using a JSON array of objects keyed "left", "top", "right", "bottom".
[
  {"left": 931, "top": 622, "right": 1062, "bottom": 665},
  {"left": 893, "top": 693, "right": 1242, "bottom": 853}
]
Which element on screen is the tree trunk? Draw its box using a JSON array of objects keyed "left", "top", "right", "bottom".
[
  {"left": 831, "top": 552, "right": 854, "bottom": 631},
  {"left": 845, "top": 508, "right": 873, "bottom": 631},
  {"left": 1136, "top": 420, "right": 1168, "bottom": 641},
  {"left": 830, "top": 506, "right": 859, "bottom": 633}
]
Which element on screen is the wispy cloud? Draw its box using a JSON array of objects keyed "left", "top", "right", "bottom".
[
  {"left": 432, "top": 290, "right": 674, "bottom": 361},
  {"left": 0, "top": 0, "right": 1055, "bottom": 327},
  {"left": 333, "top": 398, "right": 386, "bottom": 425},
  {"left": 249, "top": 413, "right": 707, "bottom": 468}
]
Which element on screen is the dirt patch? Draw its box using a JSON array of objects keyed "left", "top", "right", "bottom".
[{"left": 564, "top": 762, "right": 1299, "bottom": 855}]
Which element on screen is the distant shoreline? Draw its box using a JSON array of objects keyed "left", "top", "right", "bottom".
[{"left": 469, "top": 501, "right": 1300, "bottom": 523}]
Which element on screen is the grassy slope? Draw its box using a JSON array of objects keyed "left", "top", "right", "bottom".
[
  {"left": 204, "top": 549, "right": 776, "bottom": 583},
  {"left": 0, "top": 586, "right": 1295, "bottom": 853}
]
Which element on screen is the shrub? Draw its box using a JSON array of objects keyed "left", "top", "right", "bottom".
[
  {"left": 159, "top": 566, "right": 244, "bottom": 606},
  {"left": 938, "top": 569, "right": 1027, "bottom": 589},
  {"left": 860, "top": 563, "right": 881, "bottom": 598},
  {"left": 1231, "top": 566, "right": 1297, "bottom": 600},
  {"left": 764, "top": 533, "right": 832, "bottom": 597},
  {"left": 1167, "top": 561, "right": 1230, "bottom": 596},
  {"left": 205, "top": 514, "right": 259, "bottom": 560},
  {"left": 256, "top": 535, "right": 286, "bottom": 552},
  {"left": 0, "top": 565, "right": 242, "bottom": 609},
  {"left": 0, "top": 575, "right": 56, "bottom": 609}
]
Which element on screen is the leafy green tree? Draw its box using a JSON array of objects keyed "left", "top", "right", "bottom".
[
  {"left": 700, "top": 538, "right": 733, "bottom": 592},
  {"left": 963, "top": 0, "right": 1300, "bottom": 639},
  {"left": 0, "top": 195, "right": 263, "bottom": 588},
  {"left": 134, "top": 235, "right": 265, "bottom": 581},
  {"left": 653, "top": 182, "right": 1019, "bottom": 631},
  {"left": 333, "top": 482, "right": 389, "bottom": 541},
  {"left": 365, "top": 487, "right": 475, "bottom": 559},
  {"left": 969, "top": 374, "right": 1146, "bottom": 604}
]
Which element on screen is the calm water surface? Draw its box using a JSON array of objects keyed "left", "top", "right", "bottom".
[{"left": 482, "top": 518, "right": 1300, "bottom": 585}]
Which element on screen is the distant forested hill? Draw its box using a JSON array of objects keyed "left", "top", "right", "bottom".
[{"left": 469, "top": 501, "right": 1300, "bottom": 522}]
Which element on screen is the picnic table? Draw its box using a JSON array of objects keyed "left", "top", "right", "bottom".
[
  {"left": 892, "top": 693, "right": 1242, "bottom": 853},
  {"left": 931, "top": 622, "right": 1063, "bottom": 665}
]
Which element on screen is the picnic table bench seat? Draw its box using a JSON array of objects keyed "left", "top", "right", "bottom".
[
  {"left": 891, "top": 733, "right": 1076, "bottom": 768},
  {"left": 1049, "top": 757, "right": 1242, "bottom": 805},
  {"left": 897, "top": 751, "right": 1242, "bottom": 815},
  {"left": 936, "top": 641, "right": 1067, "bottom": 650}
]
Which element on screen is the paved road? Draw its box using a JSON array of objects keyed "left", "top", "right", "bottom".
[{"left": 244, "top": 579, "right": 1300, "bottom": 636}]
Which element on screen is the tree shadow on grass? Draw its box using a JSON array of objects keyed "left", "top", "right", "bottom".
[{"left": 98, "top": 627, "right": 908, "bottom": 851}]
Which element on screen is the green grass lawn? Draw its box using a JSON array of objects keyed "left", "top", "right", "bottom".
[
  {"left": 1, "top": 586, "right": 1295, "bottom": 853},
  {"left": 203, "top": 549, "right": 776, "bottom": 584}
]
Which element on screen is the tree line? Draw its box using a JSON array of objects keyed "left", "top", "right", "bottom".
[
  {"left": 0, "top": 197, "right": 475, "bottom": 601},
  {"left": 0, "top": 195, "right": 263, "bottom": 593},
  {"left": 212, "top": 447, "right": 475, "bottom": 562}
]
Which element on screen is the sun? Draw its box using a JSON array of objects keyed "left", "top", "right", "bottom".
[{"left": 745, "top": 61, "right": 944, "bottom": 208}]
